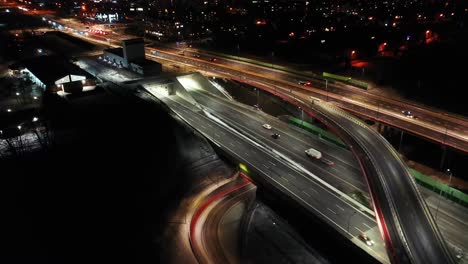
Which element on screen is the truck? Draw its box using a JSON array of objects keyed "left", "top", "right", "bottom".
[{"left": 305, "top": 148, "right": 322, "bottom": 159}]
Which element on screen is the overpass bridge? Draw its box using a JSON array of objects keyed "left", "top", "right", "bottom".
[{"left": 132, "top": 73, "right": 455, "bottom": 264}]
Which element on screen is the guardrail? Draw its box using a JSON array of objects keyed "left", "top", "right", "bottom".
[
  {"left": 201, "top": 50, "right": 325, "bottom": 81},
  {"left": 409, "top": 169, "right": 468, "bottom": 208},
  {"left": 287, "top": 115, "right": 348, "bottom": 149},
  {"left": 289, "top": 115, "right": 468, "bottom": 208},
  {"left": 323, "top": 72, "right": 369, "bottom": 90}
]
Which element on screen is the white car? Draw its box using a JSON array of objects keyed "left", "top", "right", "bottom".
[
  {"left": 262, "top": 124, "right": 272, "bottom": 130},
  {"left": 358, "top": 233, "right": 375, "bottom": 246}
]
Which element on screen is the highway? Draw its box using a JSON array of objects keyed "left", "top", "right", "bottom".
[
  {"left": 8, "top": 3, "right": 465, "bottom": 263},
  {"left": 140, "top": 83, "right": 390, "bottom": 263},
  {"left": 184, "top": 86, "right": 467, "bottom": 262},
  {"left": 28, "top": 11, "right": 468, "bottom": 152},
  {"left": 148, "top": 76, "right": 455, "bottom": 263},
  {"left": 190, "top": 176, "right": 255, "bottom": 264},
  {"left": 12, "top": 0, "right": 468, "bottom": 153},
  {"left": 248, "top": 83, "right": 456, "bottom": 263},
  {"left": 149, "top": 44, "right": 468, "bottom": 148}
]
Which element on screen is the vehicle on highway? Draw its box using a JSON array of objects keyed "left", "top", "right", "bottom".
[
  {"left": 271, "top": 133, "right": 280, "bottom": 139},
  {"left": 263, "top": 124, "right": 272, "bottom": 130},
  {"left": 305, "top": 148, "right": 322, "bottom": 159},
  {"left": 298, "top": 81, "right": 312, "bottom": 86},
  {"left": 358, "top": 233, "right": 374, "bottom": 246},
  {"left": 320, "top": 158, "right": 335, "bottom": 166},
  {"left": 402, "top": 110, "right": 414, "bottom": 118},
  {"left": 210, "top": 57, "right": 217, "bottom": 62}
]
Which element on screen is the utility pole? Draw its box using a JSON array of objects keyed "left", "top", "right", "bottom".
[
  {"left": 398, "top": 130, "right": 404, "bottom": 152},
  {"left": 299, "top": 107, "right": 304, "bottom": 126},
  {"left": 434, "top": 169, "right": 453, "bottom": 220},
  {"left": 325, "top": 79, "right": 329, "bottom": 101},
  {"left": 439, "top": 125, "right": 448, "bottom": 170},
  {"left": 347, "top": 211, "right": 358, "bottom": 233}
]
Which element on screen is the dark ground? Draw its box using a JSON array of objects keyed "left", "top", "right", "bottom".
[
  {"left": 0, "top": 86, "right": 387, "bottom": 264},
  {"left": 0, "top": 89, "right": 188, "bottom": 264}
]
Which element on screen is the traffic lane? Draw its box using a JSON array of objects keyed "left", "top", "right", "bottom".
[
  {"left": 294, "top": 87, "right": 468, "bottom": 152},
  {"left": 192, "top": 90, "right": 360, "bottom": 171},
  {"left": 161, "top": 96, "right": 379, "bottom": 239},
  {"left": 190, "top": 92, "right": 368, "bottom": 193},
  {"left": 191, "top": 90, "right": 360, "bottom": 168},
  {"left": 47, "top": 15, "right": 468, "bottom": 133},
  {"left": 327, "top": 107, "right": 453, "bottom": 264},
  {"left": 422, "top": 189, "right": 468, "bottom": 251},
  {"left": 161, "top": 47, "right": 467, "bottom": 132},
  {"left": 153, "top": 51, "right": 467, "bottom": 152},
  {"left": 169, "top": 45, "right": 458, "bottom": 130}
]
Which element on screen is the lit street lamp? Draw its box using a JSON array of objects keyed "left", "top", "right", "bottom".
[
  {"left": 347, "top": 211, "right": 358, "bottom": 233},
  {"left": 325, "top": 79, "right": 329, "bottom": 101},
  {"left": 299, "top": 107, "right": 304, "bottom": 126},
  {"left": 398, "top": 130, "right": 404, "bottom": 152},
  {"left": 434, "top": 169, "right": 453, "bottom": 220}
]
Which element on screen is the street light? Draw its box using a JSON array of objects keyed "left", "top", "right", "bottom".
[
  {"left": 299, "top": 107, "right": 304, "bottom": 126},
  {"left": 347, "top": 211, "right": 358, "bottom": 233},
  {"left": 398, "top": 130, "right": 404, "bottom": 152},
  {"left": 325, "top": 79, "right": 329, "bottom": 101},
  {"left": 440, "top": 124, "right": 448, "bottom": 170},
  {"left": 254, "top": 88, "right": 259, "bottom": 107},
  {"left": 434, "top": 169, "right": 453, "bottom": 220},
  {"left": 376, "top": 103, "right": 381, "bottom": 121}
]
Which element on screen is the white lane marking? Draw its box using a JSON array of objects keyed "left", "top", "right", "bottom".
[
  {"left": 309, "top": 188, "right": 318, "bottom": 194},
  {"left": 354, "top": 226, "right": 364, "bottom": 233},
  {"left": 215, "top": 133, "right": 220, "bottom": 137},
  {"left": 268, "top": 161, "right": 277, "bottom": 166},
  {"left": 363, "top": 223, "right": 372, "bottom": 229},
  {"left": 229, "top": 142, "right": 235, "bottom": 147},
  {"left": 201, "top": 125, "right": 207, "bottom": 129},
  {"left": 281, "top": 176, "right": 289, "bottom": 182},
  {"left": 262, "top": 164, "right": 269, "bottom": 169},
  {"left": 244, "top": 152, "right": 250, "bottom": 156},
  {"left": 327, "top": 208, "right": 337, "bottom": 214},
  {"left": 302, "top": 190, "right": 311, "bottom": 197},
  {"left": 335, "top": 204, "right": 345, "bottom": 211}
]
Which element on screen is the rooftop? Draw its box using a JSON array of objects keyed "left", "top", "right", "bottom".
[{"left": 19, "top": 56, "right": 92, "bottom": 86}]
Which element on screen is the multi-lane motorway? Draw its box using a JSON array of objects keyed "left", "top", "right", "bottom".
[
  {"left": 139, "top": 83, "right": 390, "bottom": 263},
  {"left": 182, "top": 83, "right": 467, "bottom": 261},
  {"left": 30, "top": 11, "right": 468, "bottom": 151},
  {"left": 135, "top": 74, "right": 462, "bottom": 263},
  {"left": 243, "top": 81, "right": 455, "bottom": 263},
  {"left": 147, "top": 44, "right": 468, "bottom": 152},
  {"left": 12, "top": 8, "right": 465, "bottom": 262}
]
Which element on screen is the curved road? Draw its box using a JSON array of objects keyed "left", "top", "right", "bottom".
[{"left": 250, "top": 82, "right": 455, "bottom": 264}]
